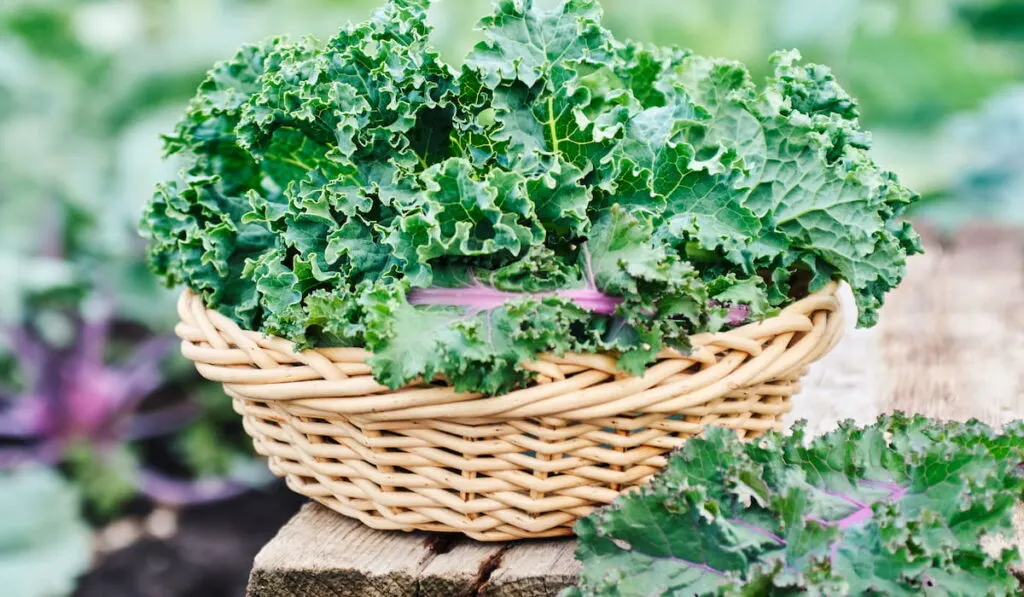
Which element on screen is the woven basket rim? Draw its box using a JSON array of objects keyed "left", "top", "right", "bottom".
[
  {"left": 178, "top": 281, "right": 840, "bottom": 358},
  {"left": 174, "top": 281, "right": 843, "bottom": 420}
]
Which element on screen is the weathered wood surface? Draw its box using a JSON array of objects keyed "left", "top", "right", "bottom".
[
  {"left": 247, "top": 505, "right": 579, "bottom": 597},
  {"left": 248, "top": 225, "right": 1024, "bottom": 597}
]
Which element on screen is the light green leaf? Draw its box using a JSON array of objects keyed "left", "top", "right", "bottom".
[{"left": 0, "top": 468, "right": 91, "bottom": 597}]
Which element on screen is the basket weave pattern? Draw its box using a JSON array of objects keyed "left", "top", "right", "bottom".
[{"left": 175, "top": 283, "right": 843, "bottom": 541}]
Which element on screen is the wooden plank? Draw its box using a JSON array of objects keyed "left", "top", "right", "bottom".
[
  {"left": 481, "top": 540, "right": 581, "bottom": 597},
  {"left": 935, "top": 226, "right": 1024, "bottom": 426},
  {"left": 250, "top": 224, "right": 1024, "bottom": 596},
  {"left": 247, "top": 503, "right": 502, "bottom": 597},
  {"left": 882, "top": 225, "right": 1024, "bottom": 425},
  {"left": 419, "top": 537, "right": 505, "bottom": 596},
  {"left": 793, "top": 223, "right": 1024, "bottom": 430}
]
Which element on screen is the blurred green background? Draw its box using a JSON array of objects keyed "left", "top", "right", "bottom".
[{"left": 1, "top": 0, "right": 1022, "bottom": 595}]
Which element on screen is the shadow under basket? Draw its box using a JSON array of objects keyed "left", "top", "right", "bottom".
[{"left": 175, "top": 283, "right": 844, "bottom": 541}]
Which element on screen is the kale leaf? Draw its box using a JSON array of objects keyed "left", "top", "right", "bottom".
[{"left": 566, "top": 414, "right": 1024, "bottom": 597}]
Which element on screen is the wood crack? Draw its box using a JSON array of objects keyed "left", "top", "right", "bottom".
[{"left": 470, "top": 546, "right": 509, "bottom": 596}]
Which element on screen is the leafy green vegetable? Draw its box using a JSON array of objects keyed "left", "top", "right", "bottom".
[
  {"left": 142, "top": 0, "right": 921, "bottom": 395},
  {"left": 911, "top": 85, "right": 1024, "bottom": 229},
  {"left": 960, "top": 0, "right": 1024, "bottom": 42},
  {"left": 566, "top": 414, "right": 1024, "bottom": 597},
  {"left": 0, "top": 467, "right": 91, "bottom": 597}
]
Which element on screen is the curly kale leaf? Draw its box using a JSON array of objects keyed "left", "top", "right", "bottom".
[{"left": 566, "top": 414, "right": 1024, "bottom": 597}]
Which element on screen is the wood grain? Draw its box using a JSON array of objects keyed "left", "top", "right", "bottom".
[
  {"left": 247, "top": 503, "right": 438, "bottom": 597},
  {"left": 247, "top": 504, "right": 582, "bottom": 597},
  {"left": 481, "top": 540, "right": 581, "bottom": 597},
  {"left": 789, "top": 224, "right": 1024, "bottom": 431},
  {"left": 249, "top": 225, "right": 1024, "bottom": 596}
]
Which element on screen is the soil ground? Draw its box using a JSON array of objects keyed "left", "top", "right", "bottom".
[{"left": 75, "top": 483, "right": 304, "bottom": 597}]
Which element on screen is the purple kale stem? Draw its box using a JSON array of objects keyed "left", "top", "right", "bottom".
[
  {"left": 0, "top": 388, "right": 38, "bottom": 438},
  {"left": 115, "top": 335, "right": 177, "bottom": 414},
  {"left": 0, "top": 412, "right": 35, "bottom": 438},
  {"left": 726, "top": 519, "right": 787, "bottom": 545},
  {"left": 811, "top": 483, "right": 909, "bottom": 531},
  {"left": 78, "top": 308, "right": 114, "bottom": 368},
  {"left": 0, "top": 440, "right": 63, "bottom": 469},
  {"left": 813, "top": 482, "right": 911, "bottom": 567},
  {"left": 125, "top": 402, "right": 201, "bottom": 440},
  {"left": 138, "top": 468, "right": 250, "bottom": 506},
  {"left": 836, "top": 507, "right": 873, "bottom": 530},
  {"left": 806, "top": 515, "right": 835, "bottom": 527},
  {"left": 7, "top": 325, "right": 46, "bottom": 380},
  {"left": 886, "top": 486, "right": 908, "bottom": 502},
  {"left": 558, "top": 289, "right": 624, "bottom": 314},
  {"left": 122, "top": 334, "right": 177, "bottom": 375},
  {"left": 407, "top": 284, "right": 623, "bottom": 315},
  {"left": 725, "top": 304, "right": 750, "bottom": 326},
  {"left": 38, "top": 350, "right": 70, "bottom": 437}
]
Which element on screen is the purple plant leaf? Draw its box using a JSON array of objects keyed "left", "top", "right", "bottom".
[
  {"left": 62, "top": 364, "right": 132, "bottom": 440},
  {"left": 0, "top": 420, "right": 34, "bottom": 439},
  {"left": 137, "top": 468, "right": 250, "bottom": 506},
  {"left": 56, "top": 330, "right": 174, "bottom": 440},
  {"left": 33, "top": 350, "right": 71, "bottom": 438},
  {"left": 125, "top": 403, "right": 200, "bottom": 441},
  {"left": 114, "top": 334, "right": 177, "bottom": 413},
  {"left": 0, "top": 440, "right": 64, "bottom": 469},
  {"left": 5, "top": 325, "right": 48, "bottom": 383},
  {"left": 0, "top": 397, "right": 43, "bottom": 438},
  {"left": 121, "top": 334, "right": 177, "bottom": 375},
  {"left": 2, "top": 314, "right": 176, "bottom": 448},
  {"left": 75, "top": 306, "right": 116, "bottom": 368}
]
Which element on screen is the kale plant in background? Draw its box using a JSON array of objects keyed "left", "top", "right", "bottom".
[
  {"left": 960, "top": 0, "right": 1024, "bottom": 42},
  {"left": 911, "top": 86, "right": 1024, "bottom": 229},
  {"left": 0, "top": 0, "right": 381, "bottom": 517},
  {"left": 566, "top": 414, "right": 1024, "bottom": 596},
  {"left": 0, "top": 300, "right": 267, "bottom": 515},
  {"left": 0, "top": 467, "right": 92, "bottom": 597},
  {"left": 143, "top": 0, "right": 922, "bottom": 395}
]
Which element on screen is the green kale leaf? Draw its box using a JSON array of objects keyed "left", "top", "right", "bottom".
[{"left": 566, "top": 414, "right": 1024, "bottom": 597}]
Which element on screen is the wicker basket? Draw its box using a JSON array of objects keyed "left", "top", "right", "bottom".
[{"left": 175, "top": 282, "right": 843, "bottom": 541}]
